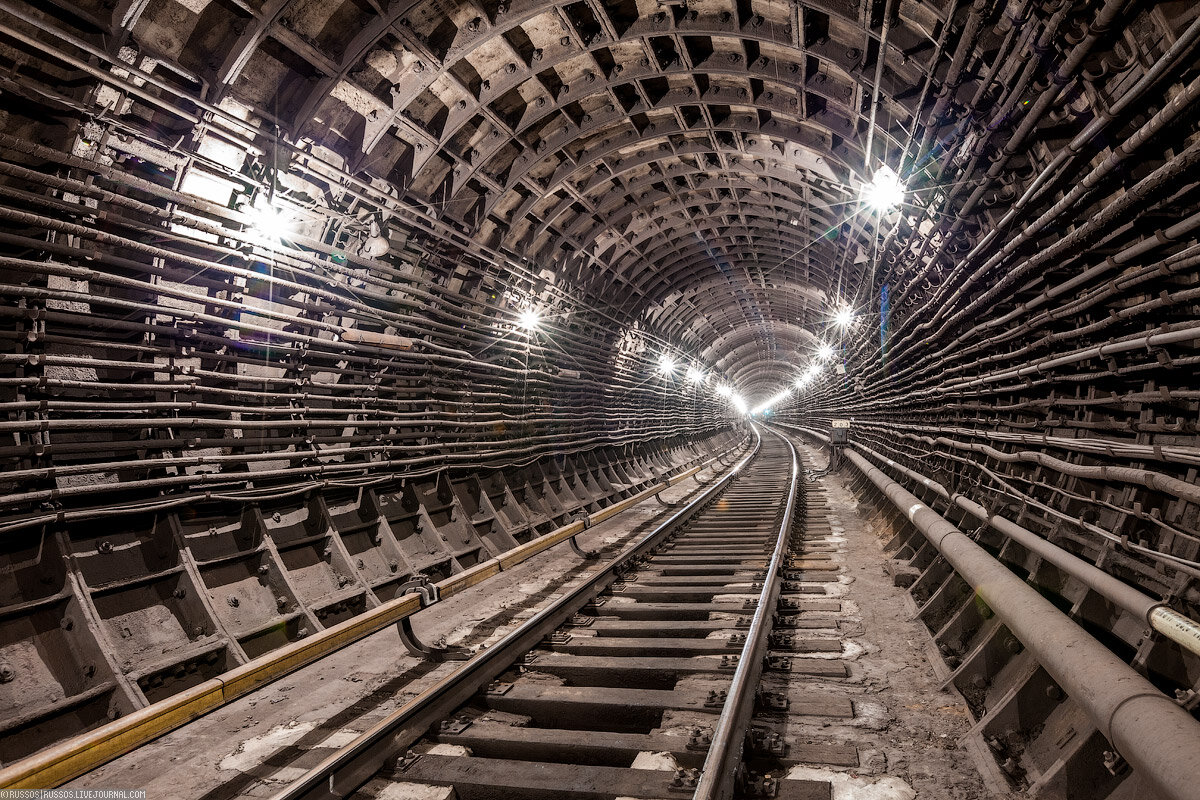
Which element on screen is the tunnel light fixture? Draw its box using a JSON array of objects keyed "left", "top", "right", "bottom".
[
  {"left": 833, "top": 306, "right": 855, "bottom": 327},
  {"left": 247, "top": 200, "right": 295, "bottom": 243},
  {"left": 817, "top": 342, "right": 835, "bottom": 361},
  {"left": 359, "top": 218, "right": 391, "bottom": 258},
  {"left": 730, "top": 394, "right": 748, "bottom": 414},
  {"left": 861, "top": 165, "right": 906, "bottom": 214},
  {"left": 685, "top": 366, "right": 705, "bottom": 383},
  {"left": 806, "top": 362, "right": 823, "bottom": 380},
  {"left": 658, "top": 353, "right": 677, "bottom": 375},
  {"left": 715, "top": 383, "right": 733, "bottom": 397},
  {"left": 517, "top": 308, "right": 541, "bottom": 332}
]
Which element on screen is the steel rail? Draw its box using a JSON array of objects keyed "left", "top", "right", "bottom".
[
  {"left": 694, "top": 427, "right": 800, "bottom": 799},
  {"left": 0, "top": 435, "right": 748, "bottom": 791},
  {"left": 269, "top": 424, "right": 765, "bottom": 800}
]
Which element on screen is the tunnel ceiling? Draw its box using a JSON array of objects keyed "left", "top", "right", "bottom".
[
  {"left": 6, "top": 0, "right": 1188, "bottom": 400},
  {"left": 21, "top": 0, "right": 989, "bottom": 399}
]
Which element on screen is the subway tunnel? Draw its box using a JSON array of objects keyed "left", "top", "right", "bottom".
[{"left": 0, "top": 0, "right": 1199, "bottom": 797}]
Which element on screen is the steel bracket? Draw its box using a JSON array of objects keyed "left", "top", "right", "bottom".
[
  {"left": 669, "top": 768, "right": 701, "bottom": 791},
  {"left": 395, "top": 577, "right": 471, "bottom": 661},
  {"left": 765, "top": 655, "right": 791, "bottom": 671},
  {"left": 397, "top": 750, "right": 420, "bottom": 772},
  {"left": 398, "top": 575, "right": 440, "bottom": 608},
  {"left": 740, "top": 768, "right": 779, "bottom": 797},
  {"left": 749, "top": 726, "right": 788, "bottom": 757},
  {"left": 768, "top": 633, "right": 794, "bottom": 648},
  {"left": 436, "top": 716, "right": 473, "bottom": 735},
  {"left": 686, "top": 727, "right": 713, "bottom": 751},
  {"left": 757, "top": 690, "right": 789, "bottom": 710},
  {"left": 1174, "top": 688, "right": 1200, "bottom": 712}
]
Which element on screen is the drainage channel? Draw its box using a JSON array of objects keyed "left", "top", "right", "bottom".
[{"left": 267, "top": 426, "right": 850, "bottom": 800}]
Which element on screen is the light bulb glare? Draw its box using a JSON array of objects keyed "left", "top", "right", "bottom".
[
  {"left": 862, "top": 165, "right": 906, "bottom": 213},
  {"left": 517, "top": 309, "right": 541, "bottom": 331},
  {"left": 248, "top": 201, "right": 295, "bottom": 242}
]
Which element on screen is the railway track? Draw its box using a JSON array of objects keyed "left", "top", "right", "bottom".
[{"left": 269, "top": 426, "right": 844, "bottom": 800}]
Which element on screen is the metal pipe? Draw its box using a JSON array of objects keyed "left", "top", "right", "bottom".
[
  {"left": 850, "top": 441, "right": 1200, "bottom": 656},
  {"left": 838, "top": 424, "right": 1200, "bottom": 579},
  {"left": 845, "top": 448, "right": 1200, "bottom": 800},
  {"left": 861, "top": 0, "right": 896, "bottom": 171}
]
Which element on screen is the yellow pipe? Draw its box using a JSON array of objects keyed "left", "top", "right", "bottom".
[{"left": 1150, "top": 606, "right": 1200, "bottom": 658}]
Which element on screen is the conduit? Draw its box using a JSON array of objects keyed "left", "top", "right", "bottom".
[
  {"left": 845, "top": 448, "right": 1200, "bottom": 800},
  {"left": 850, "top": 441, "right": 1200, "bottom": 658}
]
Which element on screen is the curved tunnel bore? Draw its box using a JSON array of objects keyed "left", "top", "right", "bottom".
[{"left": 0, "top": 0, "right": 1199, "bottom": 797}]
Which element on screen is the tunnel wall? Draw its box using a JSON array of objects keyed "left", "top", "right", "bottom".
[
  {"left": 0, "top": 1, "right": 747, "bottom": 762},
  {"left": 1, "top": 0, "right": 1199, "bottom": 791},
  {"left": 772, "top": 52, "right": 1200, "bottom": 793}
]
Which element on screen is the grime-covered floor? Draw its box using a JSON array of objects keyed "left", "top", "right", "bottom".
[{"left": 780, "top": 440, "right": 1015, "bottom": 800}]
